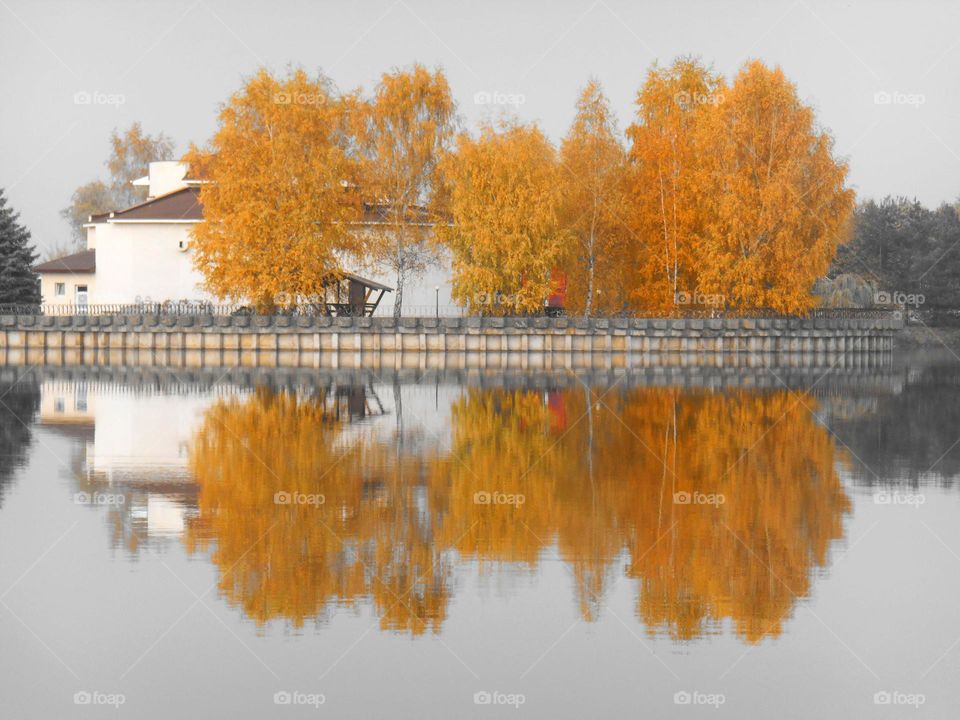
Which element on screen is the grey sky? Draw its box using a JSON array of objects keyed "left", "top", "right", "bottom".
[{"left": 2, "top": 0, "right": 958, "bottom": 255}]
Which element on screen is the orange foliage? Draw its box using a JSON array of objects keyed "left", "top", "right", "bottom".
[
  {"left": 625, "top": 58, "right": 854, "bottom": 315},
  {"left": 185, "top": 383, "right": 849, "bottom": 643},
  {"left": 626, "top": 57, "right": 725, "bottom": 312},
  {"left": 186, "top": 388, "right": 450, "bottom": 634},
  {"left": 692, "top": 61, "right": 855, "bottom": 313},
  {"left": 184, "top": 59, "right": 853, "bottom": 316},
  {"left": 558, "top": 80, "right": 631, "bottom": 316},
  {"left": 355, "top": 64, "right": 457, "bottom": 317},
  {"left": 184, "top": 68, "right": 364, "bottom": 309},
  {"left": 438, "top": 121, "right": 571, "bottom": 315}
]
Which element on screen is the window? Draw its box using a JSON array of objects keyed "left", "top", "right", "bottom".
[{"left": 55, "top": 282, "right": 65, "bottom": 296}]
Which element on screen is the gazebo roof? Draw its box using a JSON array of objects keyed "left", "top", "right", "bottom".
[{"left": 324, "top": 272, "right": 393, "bottom": 292}]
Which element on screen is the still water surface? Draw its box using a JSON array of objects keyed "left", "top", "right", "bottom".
[{"left": 1, "top": 355, "right": 958, "bottom": 718}]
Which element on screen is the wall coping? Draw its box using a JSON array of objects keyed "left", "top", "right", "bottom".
[{"left": 0, "top": 314, "right": 904, "bottom": 333}]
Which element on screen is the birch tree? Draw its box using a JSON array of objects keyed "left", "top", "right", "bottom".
[
  {"left": 559, "top": 80, "right": 628, "bottom": 316},
  {"left": 61, "top": 123, "right": 174, "bottom": 245},
  {"left": 694, "top": 61, "right": 854, "bottom": 313},
  {"left": 626, "top": 57, "right": 724, "bottom": 312},
  {"left": 439, "top": 121, "right": 569, "bottom": 315},
  {"left": 357, "top": 65, "right": 456, "bottom": 317},
  {"left": 185, "top": 68, "right": 364, "bottom": 310}
]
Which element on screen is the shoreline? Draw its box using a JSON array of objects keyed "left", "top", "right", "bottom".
[{"left": 896, "top": 325, "right": 960, "bottom": 353}]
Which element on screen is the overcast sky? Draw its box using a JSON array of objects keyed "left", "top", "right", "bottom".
[{"left": 2, "top": 0, "right": 958, "bottom": 254}]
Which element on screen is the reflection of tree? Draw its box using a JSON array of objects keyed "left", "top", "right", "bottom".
[
  {"left": 828, "top": 364, "right": 960, "bottom": 485},
  {"left": 186, "top": 387, "right": 450, "bottom": 634},
  {"left": 187, "top": 384, "right": 849, "bottom": 643},
  {"left": 429, "top": 389, "right": 567, "bottom": 566},
  {"left": 434, "top": 387, "right": 849, "bottom": 642},
  {"left": 0, "top": 379, "right": 40, "bottom": 508},
  {"left": 606, "top": 390, "right": 850, "bottom": 642}
]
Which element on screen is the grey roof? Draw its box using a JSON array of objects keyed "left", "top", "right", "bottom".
[
  {"left": 338, "top": 272, "right": 394, "bottom": 292},
  {"left": 34, "top": 249, "right": 96, "bottom": 273}
]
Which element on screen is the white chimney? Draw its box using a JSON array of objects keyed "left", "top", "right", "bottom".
[{"left": 132, "top": 161, "right": 189, "bottom": 199}]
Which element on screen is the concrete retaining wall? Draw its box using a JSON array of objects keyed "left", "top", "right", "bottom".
[{"left": 0, "top": 313, "right": 901, "bottom": 357}]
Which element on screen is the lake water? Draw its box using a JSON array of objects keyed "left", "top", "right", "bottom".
[{"left": 1, "top": 352, "right": 958, "bottom": 718}]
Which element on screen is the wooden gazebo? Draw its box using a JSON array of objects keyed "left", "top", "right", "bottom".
[{"left": 320, "top": 272, "right": 393, "bottom": 317}]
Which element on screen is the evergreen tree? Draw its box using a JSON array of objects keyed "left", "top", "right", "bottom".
[
  {"left": 830, "top": 197, "right": 960, "bottom": 308},
  {"left": 0, "top": 189, "right": 41, "bottom": 305}
]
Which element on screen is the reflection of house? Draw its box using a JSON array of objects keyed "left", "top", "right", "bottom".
[
  {"left": 37, "top": 379, "right": 399, "bottom": 550},
  {"left": 35, "top": 161, "right": 453, "bottom": 311},
  {"left": 40, "top": 380, "right": 95, "bottom": 424},
  {"left": 39, "top": 380, "right": 210, "bottom": 548},
  {"left": 39, "top": 381, "right": 217, "bottom": 484},
  {"left": 121, "top": 488, "right": 198, "bottom": 548}
]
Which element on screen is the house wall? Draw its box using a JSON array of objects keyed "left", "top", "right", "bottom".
[
  {"left": 365, "top": 260, "right": 457, "bottom": 316},
  {"left": 86, "top": 219, "right": 460, "bottom": 311},
  {"left": 39, "top": 272, "right": 96, "bottom": 306},
  {"left": 94, "top": 222, "right": 217, "bottom": 305},
  {"left": 338, "top": 232, "right": 455, "bottom": 314}
]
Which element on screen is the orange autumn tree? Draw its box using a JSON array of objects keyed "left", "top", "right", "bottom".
[
  {"left": 559, "top": 79, "right": 630, "bottom": 316},
  {"left": 626, "top": 57, "right": 725, "bottom": 312},
  {"left": 439, "top": 121, "right": 570, "bottom": 315},
  {"left": 356, "top": 64, "right": 457, "bottom": 317},
  {"left": 694, "top": 61, "right": 855, "bottom": 313},
  {"left": 185, "top": 68, "right": 364, "bottom": 310}
]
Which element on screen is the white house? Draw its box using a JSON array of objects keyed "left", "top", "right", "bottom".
[
  {"left": 37, "top": 161, "right": 458, "bottom": 314},
  {"left": 33, "top": 249, "right": 96, "bottom": 308},
  {"left": 36, "top": 162, "right": 214, "bottom": 308}
]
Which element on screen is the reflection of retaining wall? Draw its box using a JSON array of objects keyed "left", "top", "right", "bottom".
[
  {"left": 0, "top": 362, "right": 901, "bottom": 395},
  {"left": 0, "top": 314, "right": 901, "bottom": 356}
]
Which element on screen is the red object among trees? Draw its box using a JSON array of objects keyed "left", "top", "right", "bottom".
[{"left": 546, "top": 269, "right": 567, "bottom": 315}]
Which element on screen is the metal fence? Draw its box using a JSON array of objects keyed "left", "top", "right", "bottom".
[
  {"left": 0, "top": 302, "right": 470, "bottom": 318},
  {"left": 0, "top": 303, "right": 242, "bottom": 317},
  {"left": 371, "top": 304, "right": 468, "bottom": 318}
]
